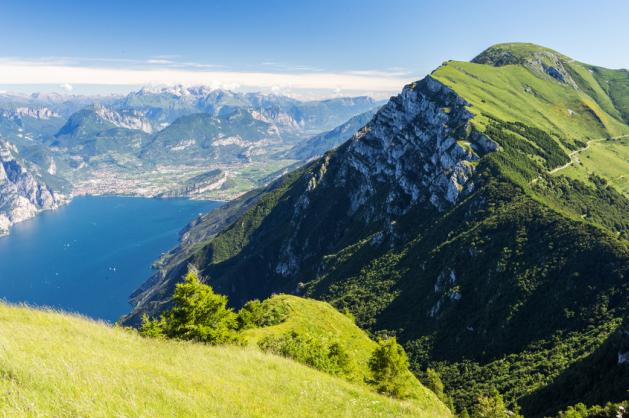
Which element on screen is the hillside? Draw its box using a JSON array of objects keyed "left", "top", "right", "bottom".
[
  {"left": 0, "top": 301, "right": 451, "bottom": 417},
  {"left": 0, "top": 141, "right": 65, "bottom": 236},
  {"left": 241, "top": 294, "right": 430, "bottom": 391},
  {"left": 140, "top": 110, "right": 282, "bottom": 164},
  {"left": 124, "top": 43, "right": 629, "bottom": 416},
  {"left": 287, "top": 108, "right": 379, "bottom": 161}
]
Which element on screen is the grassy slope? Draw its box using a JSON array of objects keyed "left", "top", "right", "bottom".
[
  {"left": 588, "top": 65, "right": 629, "bottom": 124},
  {"left": 243, "top": 295, "right": 377, "bottom": 378},
  {"left": 433, "top": 60, "right": 629, "bottom": 140},
  {"left": 0, "top": 302, "right": 450, "bottom": 417},
  {"left": 558, "top": 136, "right": 629, "bottom": 197},
  {"left": 242, "top": 294, "right": 433, "bottom": 400},
  {"left": 241, "top": 295, "right": 440, "bottom": 403},
  {"left": 434, "top": 43, "right": 629, "bottom": 200}
]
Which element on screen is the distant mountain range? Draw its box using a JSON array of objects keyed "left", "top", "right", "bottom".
[
  {"left": 286, "top": 109, "right": 378, "bottom": 161},
  {"left": 0, "top": 86, "right": 382, "bottom": 232},
  {"left": 124, "top": 43, "right": 629, "bottom": 416}
]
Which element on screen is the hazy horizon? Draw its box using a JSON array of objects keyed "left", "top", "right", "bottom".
[{"left": 1, "top": 0, "right": 628, "bottom": 99}]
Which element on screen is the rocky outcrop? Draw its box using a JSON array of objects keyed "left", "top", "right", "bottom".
[
  {"left": 157, "top": 169, "right": 228, "bottom": 198},
  {"left": 472, "top": 43, "right": 579, "bottom": 88},
  {"left": 340, "top": 76, "right": 485, "bottom": 213},
  {"left": 2, "top": 106, "right": 60, "bottom": 120},
  {"left": 0, "top": 141, "right": 64, "bottom": 236},
  {"left": 273, "top": 76, "right": 494, "bottom": 277},
  {"left": 93, "top": 105, "right": 154, "bottom": 133}
]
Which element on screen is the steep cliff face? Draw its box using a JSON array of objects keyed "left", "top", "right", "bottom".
[
  {"left": 0, "top": 141, "right": 64, "bottom": 236},
  {"left": 271, "top": 76, "right": 494, "bottom": 278}
]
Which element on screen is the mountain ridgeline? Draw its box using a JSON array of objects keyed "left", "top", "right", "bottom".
[
  {"left": 125, "top": 43, "right": 629, "bottom": 416},
  {"left": 0, "top": 88, "right": 381, "bottom": 230}
]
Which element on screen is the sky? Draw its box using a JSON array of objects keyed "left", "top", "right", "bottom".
[{"left": 0, "top": 0, "right": 628, "bottom": 99}]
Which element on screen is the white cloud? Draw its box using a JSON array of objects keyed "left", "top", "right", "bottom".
[
  {"left": 146, "top": 59, "right": 174, "bottom": 65},
  {"left": 0, "top": 58, "right": 414, "bottom": 98},
  {"left": 59, "top": 83, "right": 73, "bottom": 92}
]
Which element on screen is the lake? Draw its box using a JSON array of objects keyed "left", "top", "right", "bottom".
[{"left": 0, "top": 196, "right": 221, "bottom": 322}]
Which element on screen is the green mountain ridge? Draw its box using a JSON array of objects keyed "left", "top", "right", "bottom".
[{"left": 125, "top": 43, "right": 629, "bottom": 416}]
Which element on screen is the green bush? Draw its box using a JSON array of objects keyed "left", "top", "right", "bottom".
[
  {"left": 258, "top": 330, "right": 354, "bottom": 376},
  {"left": 472, "top": 389, "right": 521, "bottom": 418},
  {"left": 368, "top": 337, "right": 414, "bottom": 398},
  {"left": 424, "top": 368, "right": 454, "bottom": 411},
  {"left": 236, "top": 298, "right": 289, "bottom": 330},
  {"left": 140, "top": 271, "right": 241, "bottom": 345},
  {"left": 559, "top": 401, "right": 628, "bottom": 418}
]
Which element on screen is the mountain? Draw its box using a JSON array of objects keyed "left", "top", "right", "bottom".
[
  {"left": 287, "top": 108, "right": 379, "bottom": 161},
  {"left": 19, "top": 88, "right": 377, "bottom": 200},
  {"left": 0, "top": 91, "right": 113, "bottom": 119},
  {"left": 118, "top": 86, "right": 378, "bottom": 136},
  {"left": 0, "top": 141, "right": 65, "bottom": 236},
  {"left": 0, "top": 105, "right": 67, "bottom": 157},
  {"left": 125, "top": 43, "right": 629, "bottom": 416},
  {"left": 140, "top": 109, "right": 282, "bottom": 164},
  {"left": 0, "top": 297, "right": 451, "bottom": 416},
  {"left": 155, "top": 168, "right": 228, "bottom": 198}
]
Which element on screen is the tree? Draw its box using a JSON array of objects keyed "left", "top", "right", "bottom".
[
  {"left": 368, "top": 337, "right": 413, "bottom": 398},
  {"left": 236, "top": 298, "right": 288, "bottom": 330},
  {"left": 473, "top": 389, "right": 521, "bottom": 418},
  {"left": 140, "top": 271, "right": 241, "bottom": 345},
  {"left": 258, "top": 330, "right": 354, "bottom": 376},
  {"left": 140, "top": 313, "right": 164, "bottom": 338},
  {"left": 425, "top": 368, "right": 454, "bottom": 411},
  {"left": 235, "top": 299, "right": 262, "bottom": 330}
]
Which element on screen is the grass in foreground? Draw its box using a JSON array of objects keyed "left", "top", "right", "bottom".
[{"left": 0, "top": 303, "right": 450, "bottom": 417}]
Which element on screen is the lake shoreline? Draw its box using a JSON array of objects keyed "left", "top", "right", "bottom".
[{"left": 0, "top": 196, "right": 222, "bottom": 322}]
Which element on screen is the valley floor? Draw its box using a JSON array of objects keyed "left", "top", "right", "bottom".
[{"left": 68, "top": 159, "right": 300, "bottom": 201}]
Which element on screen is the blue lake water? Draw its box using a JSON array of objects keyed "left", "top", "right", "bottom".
[{"left": 0, "top": 196, "right": 221, "bottom": 322}]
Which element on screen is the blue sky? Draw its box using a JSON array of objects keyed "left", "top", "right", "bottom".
[{"left": 0, "top": 0, "right": 628, "bottom": 98}]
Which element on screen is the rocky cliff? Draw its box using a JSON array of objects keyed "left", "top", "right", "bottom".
[{"left": 0, "top": 141, "right": 64, "bottom": 236}]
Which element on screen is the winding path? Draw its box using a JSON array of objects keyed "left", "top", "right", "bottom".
[{"left": 530, "top": 134, "right": 629, "bottom": 184}]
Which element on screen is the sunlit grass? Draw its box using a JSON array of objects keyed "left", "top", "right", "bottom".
[
  {"left": 433, "top": 61, "right": 629, "bottom": 139},
  {"left": 0, "top": 302, "right": 450, "bottom": 417},
  {"left": 559, "top": 137, "right": 629, "bottom": 196}
]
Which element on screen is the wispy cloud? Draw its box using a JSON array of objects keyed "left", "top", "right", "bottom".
[
  {"left": 146, "top": 59, "right": 175, "bottom": 65},
  {"left": 0, "top": 57, "right": 415, "bottom": 98},
  {"left": 59, "top": 83, "right": 73, "bottom": 92}
]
